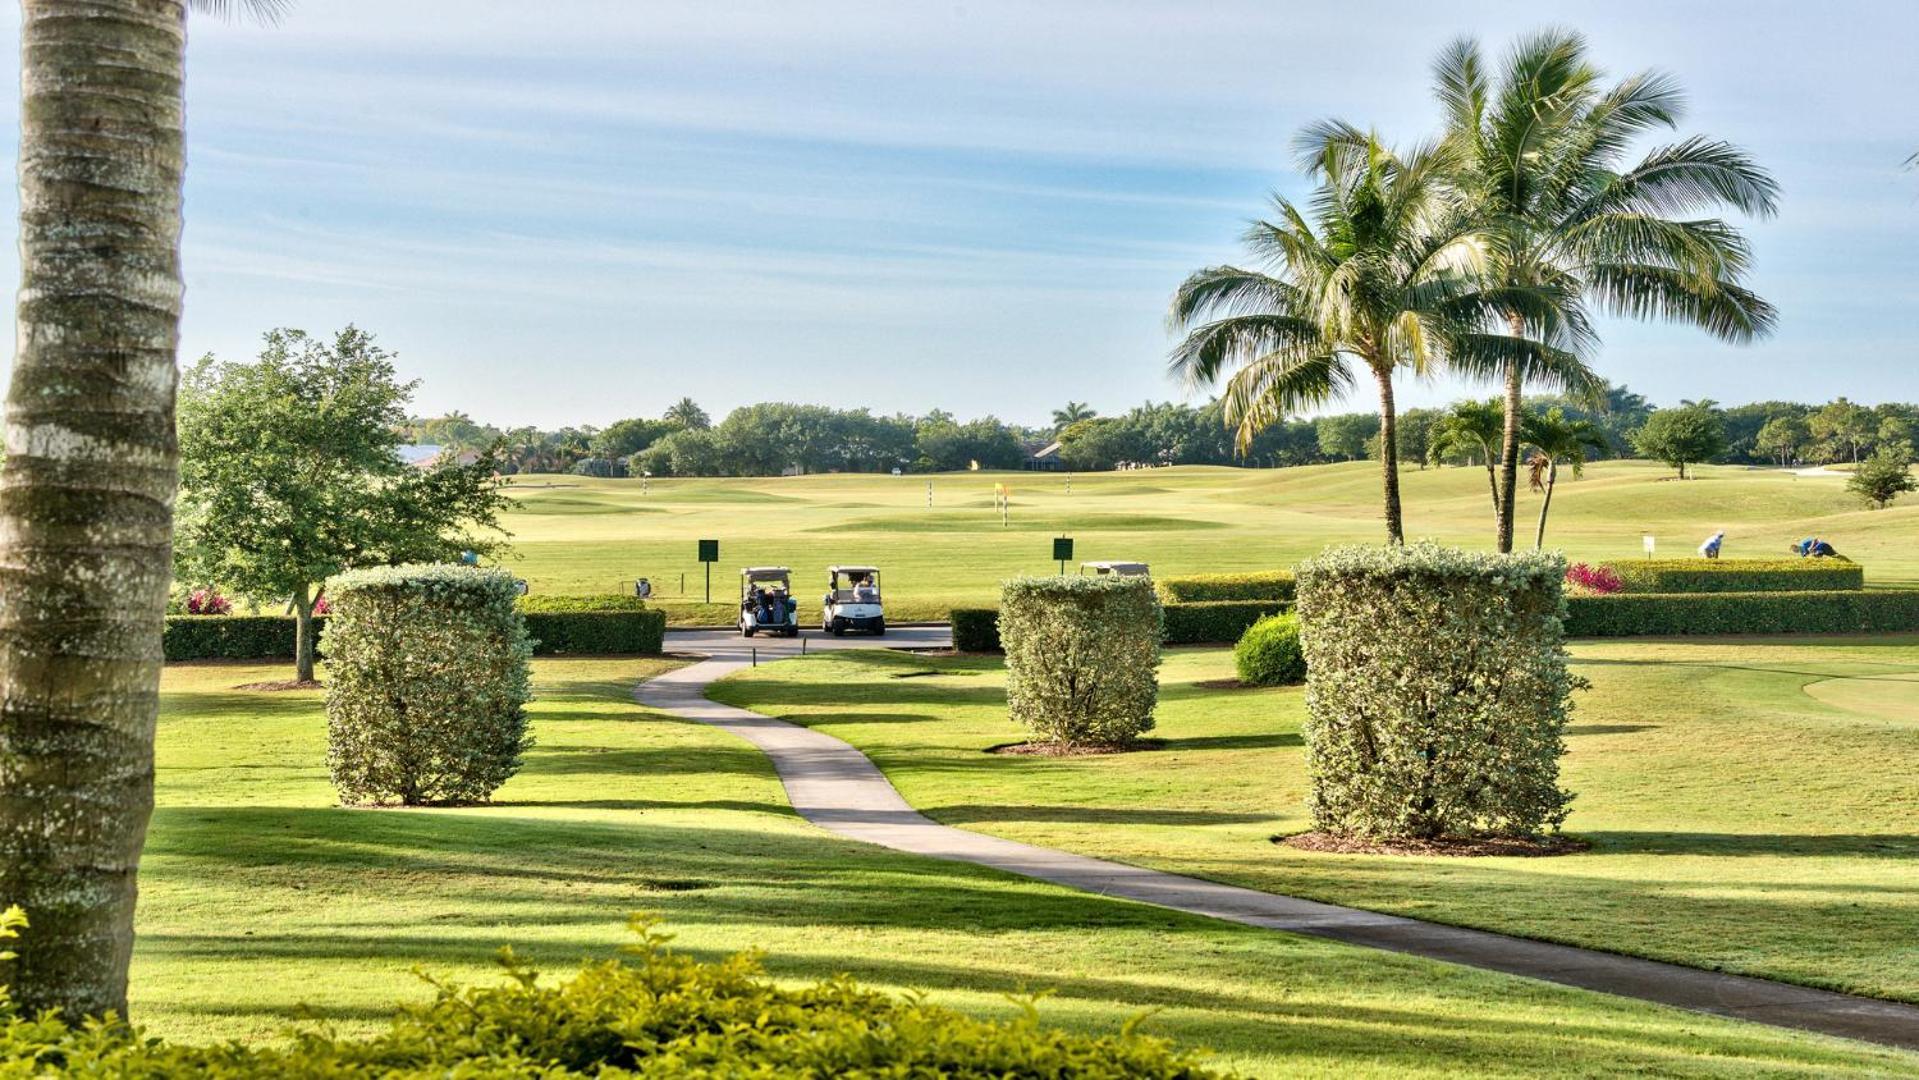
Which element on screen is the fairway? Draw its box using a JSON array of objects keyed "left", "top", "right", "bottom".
[
  {"left": 499, "top": 461, "right": 1916, "bottom": 623},
  {"left": 129, "top": 657, "right": 1919, "bottom": 1076}
]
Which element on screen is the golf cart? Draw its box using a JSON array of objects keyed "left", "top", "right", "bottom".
[
  {"left": 1081, "top": 560, "right": 1150, "bottom": 578},
  {"left": 823, "top": 565, "right": 885, "bottom": 636},
  {"left": 739, "top": 567, "right": 800, "bottom": 637}
]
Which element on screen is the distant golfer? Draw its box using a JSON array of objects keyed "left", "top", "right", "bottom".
[
  {"left": 1791, "top": 538, "right": 1839, "bottom": 559},
  {"left": 1698, "top": 531, "right": 1725, "bottom": 559},
  {"left": 635, "top": 577, "right": 653, "bottom": 599}
]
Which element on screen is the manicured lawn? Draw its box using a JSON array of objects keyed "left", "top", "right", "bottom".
[
  {"left": 711, "top": 636, "right": 1919, "bottom": 1003},
  {"left": 131, "top": 657, "right": 1919, "bottom": 1076},
  {"left": 498, "top": 461, "right": 1919, "bottom": 623}
]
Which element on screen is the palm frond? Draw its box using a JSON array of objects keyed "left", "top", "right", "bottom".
[
  {"left": 1219, "top": 351, "right": 1354, "bottom": 451},
  {"left": 189, "top": 0, "right": 292, "bottom": 23},
  {"left": 1581, "top": 137, "right": 1780, "bottom": 220},
  {"left": 1584, "top": 262, "right": 1778, "bottom": 342},
  {"left": 1167, "top": 316, "right": 1322, "bottom": 387}
]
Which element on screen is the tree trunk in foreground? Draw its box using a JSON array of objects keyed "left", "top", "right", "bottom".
[
  {"left": 1534, "top": 459, "right": 1557, "bottom": 550},
  {"left": 1373, "top": 365, "right": 1404, "bottom": 545},
  {"left": 293, "top": 584, "right": 317, "bottom": 683},
  {"left": 1495, "top": 319, "right": 1524, "bottom": 553},
  {"left": 0, "top": 0, "right": 186, "bottom": 1019}
]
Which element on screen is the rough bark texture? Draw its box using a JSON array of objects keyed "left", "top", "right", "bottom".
[
  {"left": 0, "top": 0, "right": 185, "bottom": 1019},
  {"left": 293, "top": 583, "right": 315, "bottom": 682},
  {"left": 1372, "top": 365, "right": 1403, "bottom": 545},
  {"left": 1495, "top": 314, "right": 1525, "bottom": 554}
]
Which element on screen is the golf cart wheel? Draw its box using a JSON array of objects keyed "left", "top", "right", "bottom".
[
  {"left": 873, "top": 619, "right": 886, "bottom": 636},
  {"left": 831, "top": 618, "right": 845, "bottom": 637}
]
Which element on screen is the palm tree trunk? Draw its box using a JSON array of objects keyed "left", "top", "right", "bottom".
[
  {"left": 1496, "top": 315, "right": 1525, "bottom": 553},
  {"left": 1372, "top": 365, "right": 1404, "bottom": 545},
  {"left": 1534, "top": 459, "right": 1557, "bottom": 549},
  {"left": 1482, "top": 458, "right": 1500, "bottom": 517},
  {"left": 0, "top": 0, "right": 186, "bottom": 1019},
  {"left": 293, "top": 584, "right": 318, "bottom": 683}
]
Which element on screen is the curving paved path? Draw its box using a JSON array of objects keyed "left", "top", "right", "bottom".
[{"left": 640, "top": 628, "right": 1919, "bottom": 1051}]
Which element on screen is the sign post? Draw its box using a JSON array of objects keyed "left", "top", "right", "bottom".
[
  {"left": 698, "top": 539, "right": 720, "bottom": 603},
  {"left": 1642, "top": 534, "right": 1656, "bottom": 560},
  {"left": 1052, "top": 536, "right": 1074, "bottom": 575}
]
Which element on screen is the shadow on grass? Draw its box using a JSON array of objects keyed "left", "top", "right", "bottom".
[
  {"left": 930, "top": 803, "right": 1275, "bottom": 826},
  {"left": 1584, "top": 831, "right": 1919, "bottom": 859}
]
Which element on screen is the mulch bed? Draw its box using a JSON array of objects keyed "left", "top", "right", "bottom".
[
  {"left": 986, "top": 739, "right": 1166, "bottom": 757},
  {"left": 234, "top": 679, "right": 323, "bottom": 692},
  {"left": 1276, "top": 831, "right": 1590, "bottom": 858}
]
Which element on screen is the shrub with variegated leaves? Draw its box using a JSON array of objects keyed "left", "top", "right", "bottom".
[{"left": 1000, "top": 575, "right": 1161, "bottom": 747}]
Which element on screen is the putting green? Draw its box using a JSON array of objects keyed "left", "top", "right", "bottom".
[{"left": 1805, "top": 672, "right": 1919, "bottom": 726}]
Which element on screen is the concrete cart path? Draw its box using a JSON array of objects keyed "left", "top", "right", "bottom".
[{"left": 641, "top": 628, "right": 1919, "bottom": 1052}]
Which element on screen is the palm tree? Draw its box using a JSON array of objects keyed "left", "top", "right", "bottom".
[
  {"left": 1428, "top": 399, "right": 1506, "bottom": 518},
  {"left": 1432, "top": 30, "right": 1777, "bottom": 551},
  {"left": 1522, "top": 407, "right": 1608, "bottom": 548},
  {"left": 664, "top": 397, "right": 711, "bottom": 431},
  {"left": 1169, "top": 128, "right": 1490, "bottom": 544},
  {"left": 0, "top": 0, "right": 286, "bottom": 1021},
  {"left": 1051, "top": 401, "right": 1097, "bottom": 431}
]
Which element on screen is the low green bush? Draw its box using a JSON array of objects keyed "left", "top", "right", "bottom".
[
  {"left": 1607, "top": 558, "right": 1862, "bottom": 594},
  {"left": 0, "top": 910, "right": 1216, "bottom": 1077},
  {"left": 1001, "top": 576, "right": 1162, "bottom": 748},
  {"left": 517, "top": 593, "right": 653, "bottom": 613},
  {"left": 950, "top": 607, "right": 1002, "bottom": 652},
  {"left": 1234, "top": 613, "right": 1305, "bottom": 686},
  {"left": 1297, "top": 544, "right": 1577, "bottom": 840},
  {"left": 1156, "top": 570, "right": 1296, "bottom": 603},
  {"left": 1162, "top": 601, "right": 1289, "bottom": 645},
  {"left": 523, "top": 610, "right": 667, "bottom": 654},
  {"left": 163, "top": 615, "right": 319, "bottom": 661},
  {"left": 163, "top": 610, "right": 665, "bottom": 660},
  {"left": 324, "top": 565, "right": 534, "bottom": 806},
  {"left": 1564, "top": 590, "right": 1919, "bottom": 636}
]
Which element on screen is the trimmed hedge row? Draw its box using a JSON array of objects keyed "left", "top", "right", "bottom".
[
  {"left": 950, "top": 601, "right": 1289, "bottom": 651},
  {"left": 1156, "top": 570, "right": 1295, "bottom": 603},
  {"left": 164, "top": 610, "right": 666, "bottom": 660},
  {"left": 1564, "top": 590, "right": 1919, "bottom": 637},
  {"left": 1607, "top": 558, "right": 1862, "bottom": 594},
  {"left": 517, "top": 593, "right": 653, "bottom": 613}
]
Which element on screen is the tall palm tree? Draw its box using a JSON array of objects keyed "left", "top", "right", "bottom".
[
  {"left": 1051, "top": 401, "right": 1097, "bottom": 431},
  {"left": 0, "top": 0, "right": 285, "bottom": 1021},
  {"left": 1428, "top": 398, "right": 1506, "bottom": 517},
  {"left": 1522, "top": 407, "right": 1608, "bottom": 549},
  {"left": 664, "top": 397, "right": 711, "bottom": 431},
  {"left": 1433, "top": 30, "right": 1777, "bottom": 551},
  {"left": 1169, "top": 128, "right": 1490, "bottom": 544}
]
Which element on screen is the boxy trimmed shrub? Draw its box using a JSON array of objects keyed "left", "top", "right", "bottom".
[
  {"left": 163, "top": 615, "right": 315, "bottom": 661},
  {"left": 163, "top": 610, "right": 664, "bottom": 660},
  {"left": 323, "top": 564, "right": 534, "bottom": 806},
  {"left": 1564, "top": 589, "right": 1919, "bottom": 637},
  {"left": 1234, "top": 613, "right": 1305, "bottom": 686},
  {"left": 1607, "top": 558, "right": 1862, "bottom": 594},
  {"left": 950, "top": 607, "right": 1003, "bottom": 652},
  {"left": 1000, "top": 576, "right": 1161, "bottom": 747},
  {"left": 1162, "top": 600, "right": 1289, "bottom": 645},
  {"left": 1156, "top": 570, "right": 1296, "bottom": 603},
  {"left": 0, "top": 911, "right": 1217, "bottom": 1078},
  {"left": 523, "top": 610, "right": 667, "bottom": 655},
  {"left": 1296, "top": 543, "right": 1577, "bottom": 839}
]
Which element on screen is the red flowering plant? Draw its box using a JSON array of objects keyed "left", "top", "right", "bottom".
[
  {"left": 184, "top": 588, "right": 234, "bottom": 615},
  {"left": 1564, "top": 563, "right": 1623, "bottom": 595}
]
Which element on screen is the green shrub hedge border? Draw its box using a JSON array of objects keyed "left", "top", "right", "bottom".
[
  {"left": 1155, "top": 570, "right": 1296, "bottom": 603},
  {"left": 950, "top": 600, "right": 1289, "bottom": 651},
  {"left": 165, "top": 609, "right": 666, "bottom": 660},
  {"left": 1606, "top": 558, "right": 1862, "bottom": 594},
  {"left": 1564, "top": 590, "right": 1919, "bottom": 637}
]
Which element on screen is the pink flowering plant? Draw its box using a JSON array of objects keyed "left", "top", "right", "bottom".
[
  {"left": 1564, "top": 563, "right": 1623, "bottom": 595},
  {"left": 184, "top": 588, "right": 234, "bottom": 615}
]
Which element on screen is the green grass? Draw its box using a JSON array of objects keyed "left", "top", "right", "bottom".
[
  {"left": 131, "top": 657, "right": 1919, "bottom": 1075},
  {"left": 710, "top": 636, "right": 1919, "bottom": 1004},
  {"left": 497, "top": 461, "right": 1919, "bottom": 623}
]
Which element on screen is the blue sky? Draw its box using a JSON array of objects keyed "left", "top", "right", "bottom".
[{"left": 2, "top": 1, "right": 1915, "bottom": 428}]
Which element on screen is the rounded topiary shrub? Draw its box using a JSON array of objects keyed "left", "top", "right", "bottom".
[
  {"left": 1000, "top": 575, "right": 1161, "bottom": 748},
  {"left": 1295, "top": 543, "right": 1578, "bottom": 839},
  {"left": 323, "top": 563, "right": 534, "bottom": 806},
  {"left": 1234, "top": 612, "right": 1305, "bottom": 686}
]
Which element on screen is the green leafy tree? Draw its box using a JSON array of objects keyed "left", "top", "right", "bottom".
[
  {"left": 1754, "top": 414, "right": 1809, "bottom": 466},
  {"left": 663, "top": 397, "right": 711, "bottom": 431},
  {"left": 1522, "top": 408, "right": 1608, "bottom": 548},
  {"left": 1848, "top": 449, "right": 1917, "bottom": 509},
  {"left": 1808, "top": 398, "right": 1875, "bottom": 463},
  {"left": 591, "top": 417, "right": 673, "bottom": 459},
  {"left": 0, "top": 0, "right": 286, "bottom": 1020},
  {"left": 1631, "top": 401, "right": 1728, "bottom": 479},
  {"left": 1169, "top": 128, "right": 1502, "bottom": 544},
  {"left": 1433, "top": 30, "right": 1776, "bottom": 550},
  {"left": 1429, "top": 399, "right": 1507, "bottom": 517},
  {"left": 1316, "top": 413, "right": 1379, "bottom": 462},
  {"left": 175, "top": 328, "right": 510, "bottom": 682}
]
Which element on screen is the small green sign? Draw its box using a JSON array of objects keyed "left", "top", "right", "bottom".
[
  {"left": 698, "top": 539, "right": 720, "bottom": 563},
  {"left": 1052, "top": 537, "right": 1074, "bottom": 563}
]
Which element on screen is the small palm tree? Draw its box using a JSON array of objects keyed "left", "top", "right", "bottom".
[
  {"left": 1170, "top": 127, "right": 1507, "bottom": 544},
  {"left": 1433, "top": 30, "right": 1776, "bottom": 551},
  {"left": 664, "top": 397, "right": 711, "bottom": 431},
  {"left": 1523, "top": 407, "right": 1608, "bottom": 548},
  {"left": 1051, "top": 401, "right": 1097, "bottom": 431},
  {"left": 1428, "top": 399, "right": 1506, "bottom": 517}
]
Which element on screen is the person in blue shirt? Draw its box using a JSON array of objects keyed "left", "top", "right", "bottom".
[{"left": 1698, "top": 531, "right": 1725, "bottom": 559}]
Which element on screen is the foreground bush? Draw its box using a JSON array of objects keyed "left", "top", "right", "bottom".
[
  {"left": 1608, "top": 558, "right": 1862, "bottom": 594},
  {"left": 1156, "top": 570, "right": 1295, "bottom": 603},
  {"left": 1564, "top": 589, "right": 1919, "bottom": 636},
  {"left": 1001, "top": 576, "right": 1161, "bottom": 747},
  {"left": 1296, "top": 544, "right": 1577, "bottom": 839},
  {"left": 324, "top": 564, "right": 534, "bottom": 806},
  {"left": 1234, "top": 613, "right": 1305, "bottom": 686},
  {"left": 0, "top": 912, "right": 1216, "bottom": 1078}
]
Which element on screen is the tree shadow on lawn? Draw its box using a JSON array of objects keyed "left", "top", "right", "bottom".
[
  {"left": 1581, "top": 831, "right": 1919, "bottom": 859},
  {"left": 927, "top": 803, "right": 1277, "bottom": 827},
  {"left": 513, "top": 742, "right": 773, "bottom": 778}
]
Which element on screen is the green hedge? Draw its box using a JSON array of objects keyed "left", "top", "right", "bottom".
[
  {"left": 950, "top": 601, "right": 1287, "bottom": 650},
  {"left": 1607, "top": 558, "right": 1862, "bottom": 594},
  {"left": 1234, "top": 613, "right": 1305, "bottom": 686},
  {"left": 1156, "top": 570, "right": 1295, "bottom": 603},
  {"left": 165, "top": 610, "right": 665, "bottom": 660},
  {"left": 1564, "top": 590, "right": 1919, "bottom": 637},
  {"left": 517, "top": 593, "right": 653, "bottom": 613}
]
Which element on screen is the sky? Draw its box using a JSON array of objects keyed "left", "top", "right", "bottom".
[{"left": 2, "top": 1, "right": 1916, "bottom": 430}]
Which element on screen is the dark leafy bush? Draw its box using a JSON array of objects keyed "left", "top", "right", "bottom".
[
  {"left": 324, "top": 564, "right": 534, "bottom": 806},
  {"left": 0, "top": 911, "right": 1217, "bottom": 1077},
  {"left": 1001, "top": 576, "right": 1162, "bottom": 747},
  {"left": 1234, "top": 613, "right": 1305, "bottom": 686},
  {"left": 1564, "top": 590, "right": 1919, "bottom": 636},
  {"left": 518, "top": 593, "right": 653, "bottom": 613},
  {"left": 163, "top": 610, "right": 664, "bottom": 660},
  {"left": 523, "top": 610, "right": 667, "bottom": 655},
  {"left": 1156, "top": 570, "right": 1296, "bottom": 603},
  {"left": 950, "top": 607, "right": 1002, "bottom": 652},
  {"left": 1607, "top": 558, "right": 1862, "bottom": 594},
  {"left": 163, "top": 615, "right": 318, "bottom": 661},
  {"left": 1162, "top": 601, "right": 1289, "bottom": 645},
  {"left": 1296, "top": 544, "right": 1577, "bottom": 839}
]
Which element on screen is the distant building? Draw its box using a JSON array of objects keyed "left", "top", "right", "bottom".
[
  {"left": 1025, "top": 440, "right": 1064, "bottom": 471},
  {"left": 397, "top": 443, "right": 444, "bottom": 468}
]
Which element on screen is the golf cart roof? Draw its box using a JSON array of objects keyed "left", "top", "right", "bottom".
[
  {"left": 1082, "top": 560, "right": 1150, "bottom": 576},
  {"left": 741, "top": 566, "right": 792, "bottom": 580},
  {"left": 828, "top": 565, "right": 880, "bottom": 575}
]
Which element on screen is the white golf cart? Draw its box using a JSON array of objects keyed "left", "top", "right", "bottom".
[
  {"left": 739, "top": 566, "right": 800, "bottom": 637},
  {"left": 1081, "top": 560, "right": 1151, "bottom": 578},
  {"left": 823, "top": 565, "right": 885, "bottom": 636}
]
